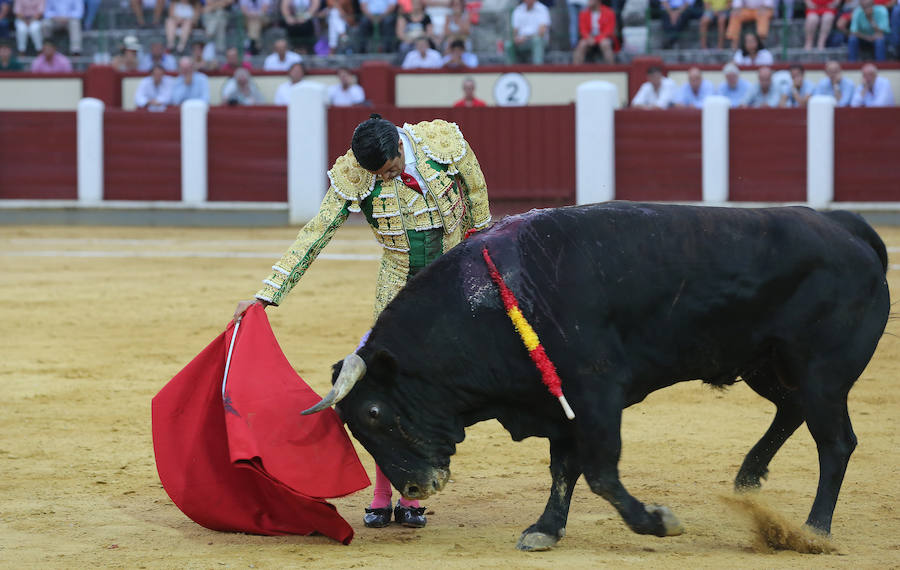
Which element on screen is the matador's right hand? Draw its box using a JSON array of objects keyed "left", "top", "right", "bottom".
[{"left": 233, "top": 299, "right": 268, "bottom": 323}]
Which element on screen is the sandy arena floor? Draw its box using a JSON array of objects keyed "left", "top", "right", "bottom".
[{"left": 1, "top": 221, "right": 899, "bottom": 569}]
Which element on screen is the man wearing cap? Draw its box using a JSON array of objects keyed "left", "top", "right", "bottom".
[
  {"left": 113, "top": 35, "right": 141, "bottom": 72},
  {"left": 233, "top": 114, "right": 492, "bottom": 529}
]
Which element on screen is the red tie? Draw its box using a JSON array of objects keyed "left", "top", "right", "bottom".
[{"left": 399, "top": 172, "right": 423, "bottom": 194}]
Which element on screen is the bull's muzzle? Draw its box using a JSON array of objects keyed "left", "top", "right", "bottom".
[
  {"left": 401, "top": 467, "right": 451, "bottom": 500},
  {"left": 301, "top": 353, "right": 366, "bottom": 415}
]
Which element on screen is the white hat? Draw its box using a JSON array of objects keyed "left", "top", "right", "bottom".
[{"left": 123, "top": 35, "right": 141, "bottom": 52}]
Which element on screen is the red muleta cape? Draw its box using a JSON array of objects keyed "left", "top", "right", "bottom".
[{"left": 151, "top": 304, "right": 370, "bottom": 543}]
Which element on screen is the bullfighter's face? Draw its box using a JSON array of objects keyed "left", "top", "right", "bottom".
[{"left": 332, "top": 351, "right": 456, "bottom": 500}]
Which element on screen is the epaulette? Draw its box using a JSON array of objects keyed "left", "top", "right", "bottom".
[
  {"left": 403, "top": 119, "right": 467, "bottom": 165},
  {"left": 327, "top": 150, "right": 377, "bottom": 202}
]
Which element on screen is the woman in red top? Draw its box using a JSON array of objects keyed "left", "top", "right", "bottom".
[
  {"left": 573, "top": 0, "right": 617, "bottom": 64},
  {"left": 804, "top": 0, "right": 839, "bottom": 49}
]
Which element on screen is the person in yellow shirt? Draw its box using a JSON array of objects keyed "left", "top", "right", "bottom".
[{"left": 700, "top": 0, "right": 730, "bottom": 49}]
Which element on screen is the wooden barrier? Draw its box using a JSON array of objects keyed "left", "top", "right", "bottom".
[
  {"left": 103, "top": 109, "right": 181, "bottom": 200},
  {"left": 834, "top": 108, "right": 900, "bottom": 202},
  {"left": 0, "top": 111, "right": 77, "bottom": 199},
  {"left": 729, "top": 108, "right": 806, "bottom": 202}
]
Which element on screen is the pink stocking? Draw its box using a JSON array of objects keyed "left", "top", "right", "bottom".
[{"left": 370, "top": 465, "right": 420, "bottom": 509}]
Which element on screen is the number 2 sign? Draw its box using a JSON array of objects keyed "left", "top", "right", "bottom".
[{"left": 493, "top": 73, "right": 531, "bottom": 107}]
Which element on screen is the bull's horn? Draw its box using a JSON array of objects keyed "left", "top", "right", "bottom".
[{"left": 301, "top": 353, "right": 366, "bottom": 415}]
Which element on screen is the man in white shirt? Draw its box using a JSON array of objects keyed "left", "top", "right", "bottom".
[
  {"left": 274, "top": 62, "right": 308, "bottom": 105},
  {"left": 630, "top": 66, "right": 676, "bottom": 109},
  {"left": 135, "top": 64, "right": 175, "bottom": 112},
  {"left": 401, "top": 37, "right": 443, "bottom": 69},
  {"left": 263, "top": 38, "right": 304, "bottom": 71},
  {"left": 42, "top": 0, "right": 83, "bottom": 55},
  {"left": 508, "top": 0, "right": 551, "bottom": 64},
  {"left": 328, "top": 66, "right": 366, "bottom": 106},
  {"left": 850, "top": 63, "right": 895, "bottom": 107}
]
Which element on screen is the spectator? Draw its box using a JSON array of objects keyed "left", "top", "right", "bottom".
[
  {"left": 453, "top": 76, "right": 486, "bottom": 107},
  {"left": 699, "top": 0, "right": 730, "bottom": 49},
  {"left": 190, "top": 39, "right": 218, "bottom": 70},
  {"left": 221, "top": 67, "right": 264, "bottom": 105},
  {"left": 573, "top": 0, "right": 616, "bottom": 64},
  {"left": 442, "top": 0, "right": 470, "bottom": 50},
  {"left": 29, "top": 38, "right": 70, "bottom": 70},
  {"left": 893, "top": 2, "right": 900, "bottom": 53},
  {"left": 201, "top": 0, "right": 234, "bottom": 55},
  {"left": 326, "top": 0, "right": 362, "bottom": 54},
  {"left": 726, "top": 0, "right": 774, "bottom": 49},
  {"left": 778, "top": 63, "right": 813, "bottom": 107},
  {"left": 396, "top": 0, "right": 434, "bottom": 56},
  {"left": 850, "top": 62, "right": 894, "bottom": 106},
  {"left": 112, "top": 35, "right": 141, "bottom": 72},
  {"left": 264, "top": 37, "right": 304, "bottom": 70},
  {"left": 42, "top": 0, "right": 82, "bottom": 55},
  {"left": 745, "top": 65, "right": 780, "bottom": 106},
  {"left": 171, "top": 56, "right": 210, "bottom": 104},
  {"left": 281, "top": 0, "right": 321, "bottom": 53},
  {"left": 13, "top": 0, "right": 44, "bottom": 55},
  {"left": 273, "top": 61, "right": 307, "bottom": 104},
  {"left": 631, "top": 65, "right": 676, "bottom": 108},
  {"left": 359, "top": 0, "right": 397, "bottom": 52},
  {"left": 804, "top": 0, "right": 838, "bottom": 49},
  {"left": 130, "top": 0, "right": 166, "bottom": 28},
  {"left": 166, "top": 0, "right": 199, "bottom": 54},
  {"left": 661, "top": 0, "right": 701, "bottom": 49},
  {"left": 848, "top": 0, "right": 889, "bottom": 60},
  {"left": 567, "top": 0, "right": 587, "bottom": 48},
  {"left": 733, "top": 31, "right": 773, "bottom": 64},
  {"left": 717, "top": 62, "right": 751, "bottom": 106},
  {"left": 401, "top": 35, "right": 442, "bottom": 67},
  {"left": 83, "top": 0, "right": 100, "bottom": 30},
  {"left": 134, "top": 64, "right": 175, "bottom": 111},
  {"left": 0, "top": 0, "right": 11, "bottom": 39},
  {"left": 813, "top": 60, "right": 855, "bottom": 106},
  {"left": 240, "top": 0, "right": 272, "bottom": 55},
  {"left": 508, "top": 0, "right": 551, "bottom": 64},
  {"left": 675, "top": 66, "right": 714, "bottom": 107},
  {"left": 220, "top": 46, "right": 253, "bottom": 72},
  {"left": 835, "top": 0, "right": 858, "bottom": 35},
  {"left": 327, "top": 66, "right": 366, "bottom": 105},
  {"left": 442, "top": 37, "right": 478, "bottom": 67},
  {"left": 0, "top": 41, "right": 24, "bottom": 69},
  {"left": 138, "top": 40, "right": 177, "bottom": 71}
]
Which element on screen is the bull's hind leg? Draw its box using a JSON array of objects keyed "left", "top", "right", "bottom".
[
  {"left": 735, "top": 367, "right": 805, "bottom": 490},
  {"left": 517, "top": 438, "right": 581, "bottom": 551},
  {"left": 802, "top": 390, "right": 857, "bottom": 534}
]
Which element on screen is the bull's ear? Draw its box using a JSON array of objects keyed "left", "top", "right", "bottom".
[{"left": 368, "top": 349, "right": 398, "bottom": 382}]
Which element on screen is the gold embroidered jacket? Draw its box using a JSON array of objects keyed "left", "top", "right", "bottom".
[{"left": 255, "top": 119, "right": 492, "bottom": 315}]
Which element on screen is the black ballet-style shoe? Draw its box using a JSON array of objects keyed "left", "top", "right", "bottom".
[
  {"left": 394, "top": 504, "right": 427, "bottom": 528},
  {"left": 363, "top": 506, "right": 393, "bottom": 528}
]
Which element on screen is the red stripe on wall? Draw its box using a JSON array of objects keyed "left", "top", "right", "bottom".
[
  {"left": 207, "top": 107, "right": 288, "bottom": 202},
  {"left": 104, "top": 109, "right": 181, "bottom": 200},
  {"left": 834, "top": 108, "right": 900, "bottom": 202},
  {"left": 0, "top": 111, "right": 77, "bottom": 199},
  {"left": 729, "top": 108, "right": 806, "bottom": 202},
  {"left": 615, "top": 109, "right": 702, "bottom": 201}
]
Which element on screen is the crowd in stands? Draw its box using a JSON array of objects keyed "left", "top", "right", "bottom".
[
  {"left": 630, "top": 59, "right": 894, "bottom": 106},
  {"left": 0, "top": 0, "right": 899, "bottom": 71}
]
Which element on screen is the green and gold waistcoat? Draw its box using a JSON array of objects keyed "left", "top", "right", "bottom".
[{"left": 255, "top": 119, "right": 492, "bottom": 317}]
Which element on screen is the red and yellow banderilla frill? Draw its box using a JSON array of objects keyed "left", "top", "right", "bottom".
[{"left": 481, "top": 247, "right": 575, "bottom": 420}]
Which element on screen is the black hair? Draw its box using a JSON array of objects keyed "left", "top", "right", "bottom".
[
  {"left": 647, "top": 65, "right": 662, "bottom": 75},
  {"left": 790, "top": 63, "right": 804, "bottom": 74},
  {"left": 351, "top": 113, "right": 400, "bottom": 172},
  {"left": 740, "top": 32, "right": 764, "bottom": 56},
  {"left": 450, "top": 39, "right": 466, "bottom": 50}
]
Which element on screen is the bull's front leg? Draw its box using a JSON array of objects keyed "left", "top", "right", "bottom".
[
  {"left": 516, "top": 437, "right": 581, "bottom": 551},
  {"left": 577, "top": 386, "right": 685, "bottom": 538}
]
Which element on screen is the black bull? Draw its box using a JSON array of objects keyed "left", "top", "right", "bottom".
[{"left": 305, "top": 202, "right": 890, "bottom": 550}]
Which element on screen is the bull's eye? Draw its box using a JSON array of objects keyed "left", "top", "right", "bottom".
[{"left": 368, "top": 405, "right": 380, "bottom": 420}]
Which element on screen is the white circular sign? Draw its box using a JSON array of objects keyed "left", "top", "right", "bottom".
[{"left": 493, "top": 73, "right": 531, "bottom": 107}]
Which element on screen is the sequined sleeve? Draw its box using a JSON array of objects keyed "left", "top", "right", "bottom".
[
  {"left": 457, "top": 141, "right": 492, "bottom": 230},
  {"left": 254, "top": 188, "right": 352, "bottom": 306}
]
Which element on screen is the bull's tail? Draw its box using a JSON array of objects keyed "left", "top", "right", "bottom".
[{"left": 824, "top": 210, "right": 888, "bottom": 274}]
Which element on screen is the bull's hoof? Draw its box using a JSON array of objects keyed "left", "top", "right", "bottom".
[
  {"left": 516, "top": 530, "right": 562, "bottom": 551},
  {"left": 646, "top": 504, "right": 684, "bottom": 536}
]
